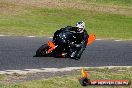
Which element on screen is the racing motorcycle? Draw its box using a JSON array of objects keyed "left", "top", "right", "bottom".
[{"left": 34, "top": 29, "right": 96, "bottom": 59}]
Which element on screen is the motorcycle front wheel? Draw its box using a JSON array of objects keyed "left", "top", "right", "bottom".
[{"left": 35, "top": 44, "right": 49, "bottom": 57}]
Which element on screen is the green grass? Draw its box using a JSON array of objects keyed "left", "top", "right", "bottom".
[
  {"left": 0, "top": 0, "right": 132, "bottom": 39},
  {"left": 0, "top": 67, "right": 132, "bottom": 88},
  {"left": 82, "top": 0, "right": 132, "bottom": 7},
  {"left": 0, "top": 74, "right": 5, "bottom": 81}
]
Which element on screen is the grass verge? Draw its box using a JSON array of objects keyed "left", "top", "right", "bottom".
[
  {"left": 81, "top": 0, "right": 132, "bottom": 7},
  {"left": 0, "top": 0, "right": 132, "bottom": 39},
  {"left": 0, "top": 74, "right": 5, "bottom": 81},
  {"left": 0, "top": 67, "right": 132, "bottom": 88}
]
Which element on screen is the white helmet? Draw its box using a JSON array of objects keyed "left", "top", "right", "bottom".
[{"left": 76, "top": 21, "right": 85, "bottom": 33}]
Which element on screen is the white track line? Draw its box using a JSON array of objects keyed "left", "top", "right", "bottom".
[
  {"left": 0, "top": 66, "right": 132, "bottom": 74},
  {"left": 49, "top": 37, "right": 53, "bottom": 39},
  {"left": 0, "top": 35, "right": 131, "bottom": 42},
  {"left": 96, "top": 39, "right": 103, "bottom": 40},
  {"left": 114, "top": 40, "right": 123, "bottom": 41},
  {"left": 0, "top": 35, "right": 6, "bottom": 36},
  {"left": 0, "top": 67, "right": 81, "bottom": 74},
  {"left": 26, "top": 36, "right": 36, "bottom": 38},
  {"left": 90, "top": 66, "right": 132, "bottom": 69}
]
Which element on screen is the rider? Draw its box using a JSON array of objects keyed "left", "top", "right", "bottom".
[
  {"left": 53, "top": 21, "right": 89, "bottom": 60},
  {"left": 70, "top": 21, "right": 89, "bottom": 59}
]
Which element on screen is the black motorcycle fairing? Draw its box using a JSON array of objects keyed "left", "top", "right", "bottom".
[
  {"left": 54, "top": 30, "right": 77, "bottom": 44},
  {"left": 51, "top": 30, "right": 77, "bottom": 57}
]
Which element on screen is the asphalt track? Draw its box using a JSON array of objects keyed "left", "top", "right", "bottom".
[{"left": 0, "top": 36, "right": 132, "bottom": 71}]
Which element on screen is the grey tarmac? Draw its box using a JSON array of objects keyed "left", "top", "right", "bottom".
[{"left": 0, "top": 36, "right": 132, "bottom": 72}]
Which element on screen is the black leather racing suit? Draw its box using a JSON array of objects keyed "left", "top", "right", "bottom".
[{"left": 53, "top": 26, "right": 89, "bottom": 59}]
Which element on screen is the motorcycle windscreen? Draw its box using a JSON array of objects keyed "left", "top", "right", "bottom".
[{"left": 87, "top": 34, "right": 96, "bottom": 45}]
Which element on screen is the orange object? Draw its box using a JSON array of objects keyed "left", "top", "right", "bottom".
[
  {"left": 81, "top": 68, "right": 89, "bottom": 78},
  {"left": 47, "top": 41, "right": 56, "bottom": 53},
  {"left": 87, "top": 34, "right": 96, "bottom": 45}
]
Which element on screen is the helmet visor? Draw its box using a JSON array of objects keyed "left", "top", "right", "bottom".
[{"left": 77, "top": 28, "right": 83, "bottom": 33}]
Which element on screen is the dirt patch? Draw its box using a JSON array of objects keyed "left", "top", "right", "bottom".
[
  {"left": 1, "top": 0, "right": 132, "bottom": 16},
  {"left": 0, "top": 70, "right": 80, "bottom": 84},
  {"left": 0, "top": 0, "right": 27, "bottom": 16}
]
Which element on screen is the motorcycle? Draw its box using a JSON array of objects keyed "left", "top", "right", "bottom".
[{"left": 34, "top": 29, "right": 96, "bottom": 59}]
